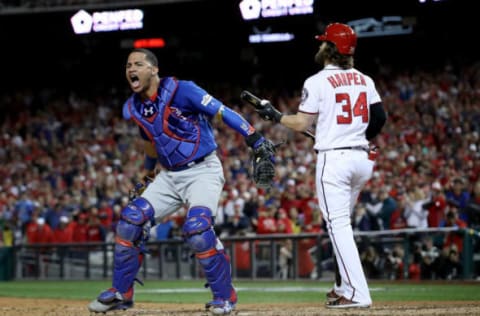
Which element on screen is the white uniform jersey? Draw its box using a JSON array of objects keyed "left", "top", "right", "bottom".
[{"left": 299, "top": 64, "right": 381, "bottom": 151}]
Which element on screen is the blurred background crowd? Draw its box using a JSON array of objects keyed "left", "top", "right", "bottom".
[{"left": 0, "top": 59, "right": 479, "bottom": 280}]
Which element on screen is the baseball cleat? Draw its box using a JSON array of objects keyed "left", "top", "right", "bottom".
[
  {"left": 326, "top": 289, "right": 341, "bottom": 303},
  {"left": 205, "top": 299, "right": 236, "bottom": 315},
  {"left": 326, "top": 296, "right": 371, "bottom": 309},
  {"left": 88, "top": 288, "right": 134, "bottom": 313},
  {"left": 206, "top": 288, "right": 237, "bottom": 315}
]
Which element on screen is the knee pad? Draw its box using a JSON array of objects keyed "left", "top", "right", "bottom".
[
  {"left": 121, "top": 197, "right": 155, "bottom": 226},
  {"left": 182, "top": 207, "right": 234, "bottom": 301},
  {"left": 116, "top": 197, "right": 155, "bottom": 244},
  {"left": 112, "top": 197, "right": 155, "bottom": 294},
  {"left": 183, "top": 207, "right": 216, "bottom": 253}
]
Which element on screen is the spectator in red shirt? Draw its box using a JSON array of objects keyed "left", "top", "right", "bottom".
[
  {"left": 87, "top": 216, "right": 106, "bottom": 243},
  {"left": 71, "top": 213, "right": 89, "bottom": 243},
  {"left": 276, "top": 208, "right": 294, "bottom": 234},
  {"left": 25, "top": 217, "right": 54, "bottom": 245},
  {"left": 256, "top": 206, "right": 277, "bottom": 234},
  {"left": 53, "top": 216, "right": 73, "bottom": 243},
  {"left": 25, "top": 216, "right": 55, "bottom": 265},
  {"left": 296, "top": 184, "right": 317, "bottom": 226},
  {"left": 23, "top": 216, "right": 54, "bottom": 276},
  {"left": 52, "top": 215, "right": 74, "bottom": 258},
  {"left": 279, "top": 179, "right": 301, "bottom": 212}
]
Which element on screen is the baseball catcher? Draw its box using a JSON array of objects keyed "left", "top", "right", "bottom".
[{"left": 88, "top": 48, "right": 278, "bottom": 315}]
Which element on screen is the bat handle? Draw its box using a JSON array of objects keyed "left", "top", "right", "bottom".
[
  {"left": 302, "top": 131, "right": 315, "bottom": 141},
  {"left": 240, "top": 90, "right": 262, "bottom": 107}
]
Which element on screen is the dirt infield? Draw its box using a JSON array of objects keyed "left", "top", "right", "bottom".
[{"left": 1, "top": 298, "right": 479, "bottom": 316}]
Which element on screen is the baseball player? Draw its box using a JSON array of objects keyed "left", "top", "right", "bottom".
[
  {"left": 88, "top": 48, "right": 276, "bottom": 315},
  {"left": 252, "top": 23, "right": 386, "bottom": 308}
]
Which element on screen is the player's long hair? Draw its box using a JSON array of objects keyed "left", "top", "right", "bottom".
[{"left": 322, "top": 42, "right": 354, "bottom": 70}]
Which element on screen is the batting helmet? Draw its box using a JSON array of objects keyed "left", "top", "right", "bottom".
[{"left": 315, "top": 23, "right": 357, "bottom": 55}]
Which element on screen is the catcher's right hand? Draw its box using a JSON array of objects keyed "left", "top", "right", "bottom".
[
  {"left": 129, "top": 175, "right": 153, "bottom": 201},
  {"left": 251, "top": 138, "right": 276, "bottom": 189}
]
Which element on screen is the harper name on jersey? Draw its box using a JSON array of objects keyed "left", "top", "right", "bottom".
[{"left": 327, "top": 72, "right": 366, "bottom": 88}]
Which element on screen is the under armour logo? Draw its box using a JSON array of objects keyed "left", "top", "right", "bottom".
[{"left": 142, "top": 103, "right": 156, "bottom": 118}]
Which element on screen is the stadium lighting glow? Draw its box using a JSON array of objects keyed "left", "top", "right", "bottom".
[{"left": 133, "top": 38, "right": 166, "bottom": 48}]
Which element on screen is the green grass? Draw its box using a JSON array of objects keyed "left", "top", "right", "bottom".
[{"left": 0, "top": 280, "right": 479, "bottom": 303}]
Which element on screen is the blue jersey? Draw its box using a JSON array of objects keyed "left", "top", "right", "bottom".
[{"left": 123, "top": 77, "right": 221, "bottom": 170}]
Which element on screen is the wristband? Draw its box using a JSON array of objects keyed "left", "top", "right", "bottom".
[
  {"left": 144, "top": 155, "right": 157, "bottom": 171},
  {"left": 273, "top": 111, "right": 283, "bottom": 123},
  {"left": 245, "top": 131, "right": 262, "bottom": 148}
]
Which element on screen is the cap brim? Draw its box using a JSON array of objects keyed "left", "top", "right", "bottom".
[{"left": 315, "top": 35, "right": 327, "bottom": 41}]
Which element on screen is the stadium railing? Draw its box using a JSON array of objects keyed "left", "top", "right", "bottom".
[{"left": 1, "top": 227, "right": 477, "bottom": 281}]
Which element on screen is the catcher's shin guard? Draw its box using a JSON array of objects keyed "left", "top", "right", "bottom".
[
  {"left": 112, "top": 197, "right": 154, "bottom": 293},
  {"left": 183, "top": 207, "right": 237, "bottom": 310},
  {"left": 101, "top": 198, "right": 154, "bottom": 300}
]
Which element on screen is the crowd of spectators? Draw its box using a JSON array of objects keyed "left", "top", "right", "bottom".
[{"left": 0, "top": 60, "right": 480, "bottom": 280}]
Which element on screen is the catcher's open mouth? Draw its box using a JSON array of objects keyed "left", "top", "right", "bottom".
[{"left": 130, "top": 75, "right": 140, "bottom": 88}]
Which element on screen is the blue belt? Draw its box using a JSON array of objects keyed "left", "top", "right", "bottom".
[{"left": 168, "top": 153, "right": 210, "bottom": 172}]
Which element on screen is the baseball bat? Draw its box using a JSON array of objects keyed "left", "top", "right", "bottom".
[{"left": 240, "top": 90, "right": 316, "bottom": 141}]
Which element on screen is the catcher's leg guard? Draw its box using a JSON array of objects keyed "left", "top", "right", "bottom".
[
  {"left": 88, "top": 197, "right": 155, "bottom": 313},
  {"left": 183, "top": 207, "right": 237, "bottom": 315}
]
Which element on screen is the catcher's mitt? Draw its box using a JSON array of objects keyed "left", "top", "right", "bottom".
[{"left": 251, "top": 139, "right": 276, "bottom": 189}]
